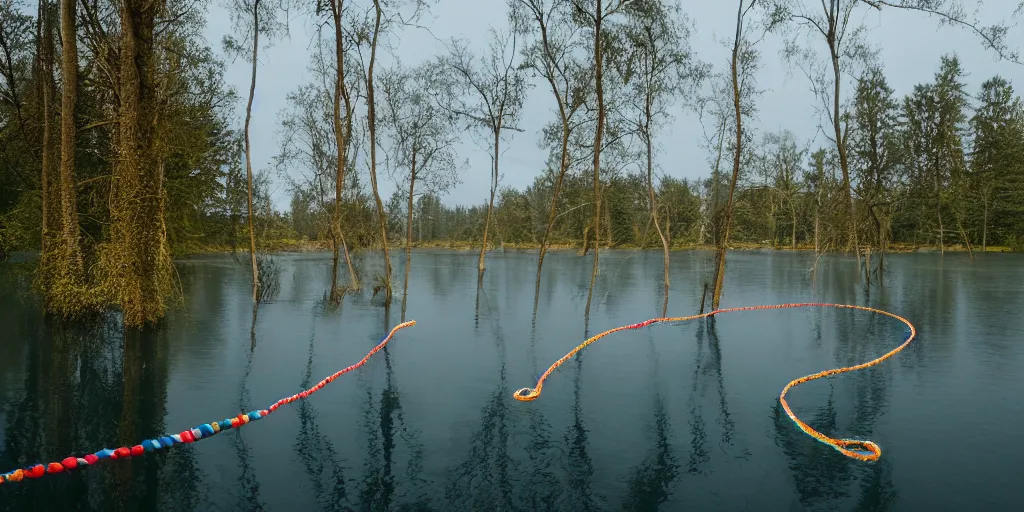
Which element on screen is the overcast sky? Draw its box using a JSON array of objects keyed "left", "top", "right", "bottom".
[{"left": 201, "top": 0, "right": 1024, "bottom": 211}]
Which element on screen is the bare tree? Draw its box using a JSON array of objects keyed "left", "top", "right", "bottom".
[
  {"left": 569, "top": 0, "right": 632, "bottom": 321},
  {"left": 711, "top": 0, "right": 771, "bottom": 311},
  {"left": 379, "top": 61, "right": 461, "bottom": 315},
  {"left": 774, "top": 0, "right": 875, "bottom": 271},
  {"left": 613, "top": 0, "right": 705, "bottom": 314},
  {"left": 348, "top": 0, "right": 432, "bottom": 305},
  {"left": 758, "top": 130, "right": 807, "bottom": 249},
  {"left": 512, "top": 0, "right": 590, "bottom": 292},
  {"left": 223, "top": 0, "right": 289, "bottom": 303},
  {"left": 315, "top": 0, "right": 361, "bottom": 299},
  {"left": 438, "top": 28, "right": 527, "bottom": 279}
]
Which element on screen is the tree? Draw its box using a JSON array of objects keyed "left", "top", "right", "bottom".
[
  {"left": 970, "top": 76, "right": 1024, "bottom": 251},
  {"left": 50, "top": 0, "right": 86, "bottom": 312},
  {"left": 379, "top": 61, "right": 461, "bottom": 313},
  {"left": 711, "top": 0, "right": 768, "bottom": 311},
  {"left": 93, "top": 0, "right": 173, "bottom": 326},
  {"left": 569, "top": 0, "right": 632, "bottom": 321},
  {"left": 901, "top": 55, "right": 970, "bottom": 254},
  {"left": 438, "top": 27, "right": 528, "bottom": 279},
  {"left": 35, "top": 0, "right": 58, "bottom": 295},
  {"left": 223, "top": 0, "right": 289, "bottom": 303},
  {"left": 613, "top": 0, "right": 704, "bottom": 313},
  {"left": 758, "top": 130, "right": 806, "bottom": 250},
  {"left": 512, "top": 0, "right": 590, "bottom": 293},
  {"left": 316, "top": 0, "right": 360, "bottom": 299},
  {"left": 851, "top": 65, "right": 900, "bottom": 274},
  {"left": 774, "top": 0, "right": 877, "bottom": 269}
]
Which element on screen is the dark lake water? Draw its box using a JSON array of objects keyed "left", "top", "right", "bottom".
[{"left": 1, "top": 249, "right": 1023, "bottom": 511}]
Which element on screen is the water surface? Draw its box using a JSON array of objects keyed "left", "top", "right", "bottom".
[{"left": 1, "top": 250, "right": 1022, "bottom": 511}]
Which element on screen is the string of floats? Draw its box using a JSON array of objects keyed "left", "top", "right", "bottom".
[
  {"left": 514, "top": 303, "right": 917, "bottom": 462},
  {"left": 0, "top": 301, "right": 916, "bottom": 484},
  {"left": 0, "top": 320, "right": 417, "bottom": 485}
]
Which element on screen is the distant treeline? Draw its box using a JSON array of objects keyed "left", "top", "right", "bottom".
[{"left": 288, "top": 55, "right": 1024, "bottom": 253}]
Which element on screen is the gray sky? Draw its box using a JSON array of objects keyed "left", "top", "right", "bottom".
[{"left": 202, "top": 0, "right": 1024, "bottom": 211}]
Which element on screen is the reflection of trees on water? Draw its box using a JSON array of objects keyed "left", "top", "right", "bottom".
[
  {"left": 357, "top": 306, "right": 430, "bottom": 511},
  {"left": 685, "top": 320, "right": 742, "bottom": 475},
  {"left": 293, "top": 325, "right": 349, "bottom": 511},
  {"left": 773, "top": 317, "right": 898, "bottom": 511},
  {"left": 621, "top": 393, "right": 678, "bottom": 511},
  {"left": 620, "top": 330, "right": 679, "bottom": 511},
  {"left": 0, "top": 314, "right": 194, "bottom": 511},
  {"left": 561, "top": 325, "right": 599, "bottom": 512},
  {"left": 523, "top": 289, "right": 559, "bottom": 510},
  {"left": 230, "top": 308, "right": 266, "bottom": 511},
  {"left": 444, "top": 304, "right": 515, "bottom": 511}
]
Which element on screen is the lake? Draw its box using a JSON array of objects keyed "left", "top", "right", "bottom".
[{"left": 1, "top": 249, "right": 1022, "bottom": 511}]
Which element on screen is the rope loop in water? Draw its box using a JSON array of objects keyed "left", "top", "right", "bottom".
[
  {"left": 0, "top": 320, "right": 416, "bottom": 485},
  {"left": 514, "top": 303, "right": 917, "bottom": 462}
]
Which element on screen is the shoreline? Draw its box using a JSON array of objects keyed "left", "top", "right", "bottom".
[{"left": 176, "top": 239, "right": 1017, "bottom": 257}]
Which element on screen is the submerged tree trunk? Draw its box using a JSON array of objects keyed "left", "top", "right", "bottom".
[
  {"left": 536, "top": 119, "right": 570, "bottom": 294},
  {"left": 38, "top": 0, "right": 56, "bottom": 288},
  {"left": 329, "top": 0, "right": 357, "bottom": 299},
  {"left": 645, "top": 122, "right": 669, "bottom": 309},
  {"left": 404, "top": 157, "right": 416, "bottom": 297},
  {"left": 367, "top": 0, "right": 392, "bottom": 304},
  {"left": 712, "top": 0, "right": 745, "bottom": 312},
  {"left": 830, "top": 44, "right": 860, "bottom": 271},
  {"left": 57, "top": 0, "right": 83, "bottom": 289},
  {"left": 584, "top": 0, "right": 604, "bottom": 321},
  {"left": 101, "top": 0, "right": 167, "bottom": 326},
  {"left": 244, "top": 1, "right": 261, "bottom": 303},
  {"left": 479, "top": 131, "right": 499, "bottom": 276}
]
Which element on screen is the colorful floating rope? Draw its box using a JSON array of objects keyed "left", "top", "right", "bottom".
[
  {"left": 514, "top": 303, "right": 917, "bottom": 462},
  {"left": 0, "top": 320, "right": 416, "bottom": 485}
]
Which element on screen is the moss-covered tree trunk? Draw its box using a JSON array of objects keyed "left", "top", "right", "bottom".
[
  {"left": 99, "top": 0, "right": 168, "bottom": 327},
  {"left": 37, "top": 0, "right": 58, "bottom": 292},
  {"left": 52, "top": 0, "right": 86, "bottom": 311}
]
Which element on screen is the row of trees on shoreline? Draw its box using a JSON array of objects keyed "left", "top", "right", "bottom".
[{"left": 0, "top": 0, "right": 1020, "bottom": 327}]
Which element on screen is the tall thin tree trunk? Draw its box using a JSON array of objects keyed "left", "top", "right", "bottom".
[
  {"left": 58, "top": 0, "right": 83, "bottom": 283},
  {"left": 479, "top": 131, "right": 499, "bottom": 276},
  {"left": 39, "top": 0, "right": 55, "bottom": 272},
  {"left": 244, "top": 1, "right": 260, "bottom": 303},
  {"left": 404, "top": 158, "right": 416, "bottom": 297},
  {"left": 982, "top": 194, "right": 988, "bottom": 252},
  {"left": 584, "top": 0, "right": 604, "bottom": 321},
  {"left": 645, "top": 124, "right": 669, "bottom": 307},
  {"left": 536, "top": 122, "right": 570, "bottom": 293},
  {"left": 830, "top": 44, "right": 860, "bottom": 270},
  {"left": 936, "top": 171, "right": 944, "bottom": 254},
  {"left": 710, "top": 123, "right": 726, "bottom": 246},
  {"left": 791, "top": 204, "right": 797, "bottom": 250},
  {"left": 957, "top": 220, "right": 973, "bottom": 258},
  {"left": 712, "top": 0, "right": 745, "bottom": 311},
  {"left": 330, "top": 0, "right": 357, "bottom": 297},
  {"left": 367, "top": 0, "right": 392, "bottom": 304}
]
